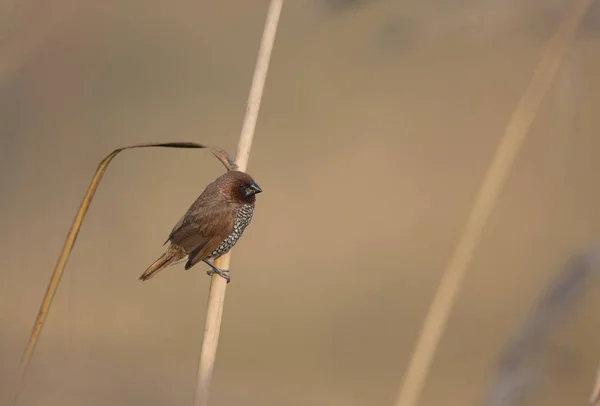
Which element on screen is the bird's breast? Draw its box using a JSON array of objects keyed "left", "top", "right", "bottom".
[{"left": 209, "top": 204, "right": 255, "bottom": 258}]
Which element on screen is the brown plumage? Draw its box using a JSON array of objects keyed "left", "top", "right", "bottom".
[{"left": 139, "top": 170, "right": 262, "bottom": 283}]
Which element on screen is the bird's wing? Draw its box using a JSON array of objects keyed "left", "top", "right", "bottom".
[
  {"left": 185, "top": 236, "right": 224, "bottom": 269},
  {"left": 167, "top": 199, "right": 235, "bottom": 255}
]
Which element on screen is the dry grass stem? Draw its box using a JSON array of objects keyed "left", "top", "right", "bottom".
[
  {"left": 10, "top": 142, "right": 232, "bottom": 405},
  {"left": 192, "top": 1, "right": 283, "bottom": 406},
  {"left": 393, "top": 1, "right": 594, "bottom": 406},
  {"left": 589, "top": 362, "right": 600, "bottom": 406}
]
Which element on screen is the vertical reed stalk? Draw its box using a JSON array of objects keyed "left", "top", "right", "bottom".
[{"left": 192, "top": 1, "right": 283, "bottom": 406}]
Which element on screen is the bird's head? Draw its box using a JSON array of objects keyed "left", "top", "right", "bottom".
[{"left": 218, "top": 170, "right": 262, "bottom": 204}]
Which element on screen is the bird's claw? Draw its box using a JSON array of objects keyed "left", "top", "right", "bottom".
[{"left": 207, "top": 268, "right": 231, "bottom": 283}]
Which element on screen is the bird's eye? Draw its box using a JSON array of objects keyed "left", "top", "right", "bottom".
[{"left": 239, "top": 184, "right": 245, "bottom": 189}]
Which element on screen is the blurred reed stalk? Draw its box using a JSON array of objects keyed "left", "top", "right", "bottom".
[
  {"left": 192, "top": 1, "right": 283, "bottom": 406},
  {"left": 393, "top": 1, "right": 594, "bottom": 406},
  {"left": 590, "top": 362, "right": 600, "bottom": 406},
  {"left": 10, "top": 142, "right": 234, "bottom": 406}
]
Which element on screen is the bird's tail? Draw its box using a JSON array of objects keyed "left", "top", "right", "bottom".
[{"left": 139, "top": 245, "right": 186, "bottom": 281}]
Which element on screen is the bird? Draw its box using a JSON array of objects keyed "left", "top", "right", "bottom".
[{"left": 139, "top": 170, "right": 262, "bottom": 283}]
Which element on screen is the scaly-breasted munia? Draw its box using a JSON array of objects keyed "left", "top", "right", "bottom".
[{"left": 139, "top": 170, "right": 262, "bottom": 283}]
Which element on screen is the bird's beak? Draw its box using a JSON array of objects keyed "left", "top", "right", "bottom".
[{"left": 246, "top": 181, "right": 262, "bottom": 196}]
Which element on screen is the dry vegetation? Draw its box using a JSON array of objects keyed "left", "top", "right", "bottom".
[{"left": 2, "top": 1, "right": 600, "bottom": 406}]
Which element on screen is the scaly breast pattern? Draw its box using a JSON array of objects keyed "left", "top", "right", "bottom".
[{"left": 209, "top": 204, "right": 254, "bottom": 258}]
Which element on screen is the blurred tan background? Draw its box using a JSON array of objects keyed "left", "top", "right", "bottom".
[{"left": 2, "top": 0, "right": 600, "bottom": 405}]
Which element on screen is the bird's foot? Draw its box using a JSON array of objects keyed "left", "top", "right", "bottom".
[
  {"left": 202, "top": 259, "right": 231, "bottom": 283},
  {"left": 206, "top": 267, "right": 231, "bottom": 283}
]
